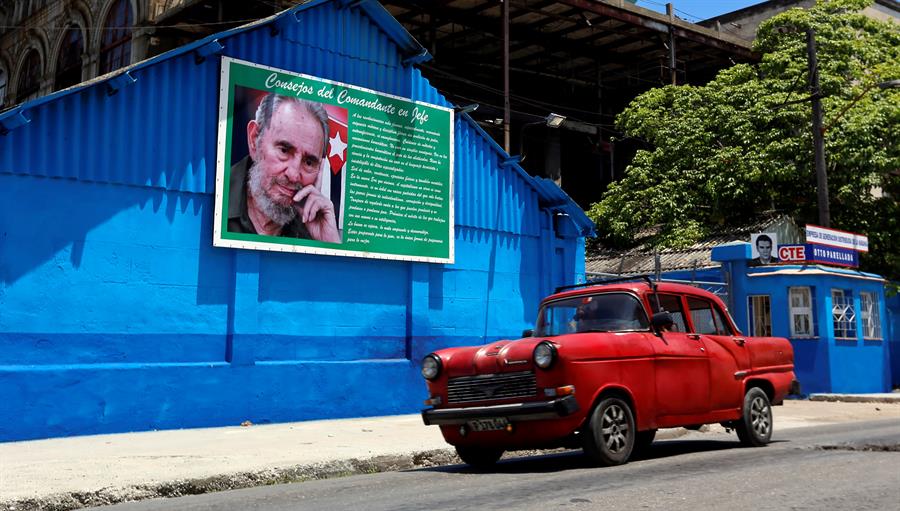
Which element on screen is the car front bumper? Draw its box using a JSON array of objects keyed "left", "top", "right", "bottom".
[{"left": 421, "top": 395, "right": 579, "bottom": 426}]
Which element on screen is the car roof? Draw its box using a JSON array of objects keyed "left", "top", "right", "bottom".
[{"left": 544, "top": 281, "right": 723, "bottom": 306}]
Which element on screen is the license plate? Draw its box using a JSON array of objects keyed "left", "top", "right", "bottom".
[{"left": 467, "top": 417, "right": 509, "bottom": 432}]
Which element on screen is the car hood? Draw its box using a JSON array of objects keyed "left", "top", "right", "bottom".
[{"left": 440, "top": 337, "right": 546, "bottom": 377}]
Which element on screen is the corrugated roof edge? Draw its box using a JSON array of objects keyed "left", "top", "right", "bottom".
[
  {"left": 457, "top": 112, "right": 596, "bottom": 238},
  {"left": 0, "top": 0, "right": 429, "bottom": 129}
]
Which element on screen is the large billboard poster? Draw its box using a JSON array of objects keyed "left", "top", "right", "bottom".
[{"left": 213, "top": 57, "right": 454, "bottom": 263}]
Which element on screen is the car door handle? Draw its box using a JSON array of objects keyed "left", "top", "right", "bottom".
[
  {"left": 733, "top": 338, "right": 746, "bottom": 346},
  {"left": 687, "top": 334, "right": 701, "bottom": 340}
]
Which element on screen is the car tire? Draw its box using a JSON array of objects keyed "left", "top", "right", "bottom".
[
  {"left": 735, "top": 387, "right": 773, "bottom": 447},
  {"left": 634, "top": 429, "right": 657, "bottom": 454},
  {"left": 583, "top": 397, "right": 635, "bottom": 466},
  {"left": 455, "top": 445, "right": 503, "bottom": 469}
]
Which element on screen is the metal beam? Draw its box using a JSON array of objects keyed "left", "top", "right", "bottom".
[{"left": 553, "top": 0, "right": 753, "bottom": 58}]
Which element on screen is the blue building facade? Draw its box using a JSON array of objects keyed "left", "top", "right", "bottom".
[
  {"left": 0, "top": 1, "right": 591, "bottom": 442},
  {"left": 713, "top": 243, "right": 893, "bottom": 394}
]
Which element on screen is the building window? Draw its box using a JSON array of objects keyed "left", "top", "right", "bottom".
[
  {"left": 831, "top": 289, "right": 857, "bottom": 339},
  {"left": 99, "top": 0, "right": 133, "bottom": 75},
  {"left": 17, "top": 49, "right": 42, "bottom": 103},
  {"left": 55, "top": 24, "right": 84, "bottom": 91},
  {"left": 860, "top": 292, "right": 882, "bottom": 340},
  {"left": 748, "top": 295, "right": 771, "bottom": 337},
  {"left": 0, "top": 67, "right": 7, "bottom": 106},
  {"left": 789, "top": 287, "right": 816, "bottom": 338}
]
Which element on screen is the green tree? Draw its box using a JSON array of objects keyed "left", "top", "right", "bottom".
[{"left": 589, "top": 0, "right": 900, "bottom": 279}]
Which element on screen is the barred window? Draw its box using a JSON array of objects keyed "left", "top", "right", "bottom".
[
  {"left": 789, "top": 287, "right": 816, "bottom": 338},
  {"left": 748, "top": 295, "right": 771, "bottom": 337},
  {"left": 55, "top": 24, "right": 84, "bottom": 91},
  {"left": 831, "top": 289, "right": 857, "bottom": 339},
  {"left": 860, "top": 292, "right": 882, "bottom": 340},
  {"left": 17, "top": 49, "right": 42, "bottom": 102},
  {"left": 0, "top": 66, "right": 7, "bottom": 107},
  {"left": 99, "top": 0, "right": 133, "bottom": 75}
]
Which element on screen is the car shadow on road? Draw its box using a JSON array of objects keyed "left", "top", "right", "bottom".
[{"left": 419, "top": 438, "right": 788, "bottom": 475}]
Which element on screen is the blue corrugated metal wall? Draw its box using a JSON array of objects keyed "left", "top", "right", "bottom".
[{"left": 0, "top": 1, "right": 585, "bottom": 441}]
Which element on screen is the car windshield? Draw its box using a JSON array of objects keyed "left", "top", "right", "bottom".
[{"left": 534, "top": 292, "right": 650, "bottom": 336}]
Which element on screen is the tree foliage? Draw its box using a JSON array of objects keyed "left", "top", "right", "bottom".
[{"left": 589, "top": 0, "right": 900, "bottom": 279}]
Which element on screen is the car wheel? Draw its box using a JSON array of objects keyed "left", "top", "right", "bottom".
[
  {"left": 735, "top": 387, "right": 773, "bottom": 447},
  {"left": 455, "top": 445, "right": 503, "bottom": 469},
  {"left": 634, "top": 429, "right": 657, "bottom": 454},
  {"left": 583, "top": 397, "right": 635, "bottom": 466}
]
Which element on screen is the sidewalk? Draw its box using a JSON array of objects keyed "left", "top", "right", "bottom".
[{"left": 2, "top": 396, "right": 898, "bottom": 511}]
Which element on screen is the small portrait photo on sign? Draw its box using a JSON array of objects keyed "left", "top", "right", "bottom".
[
  {"left": 750, "top": 232, "right": 779, "bottom": 266},
  {"left": 226, "top": 86, "right": 347, "bottom": 244}
]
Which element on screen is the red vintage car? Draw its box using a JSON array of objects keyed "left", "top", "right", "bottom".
[{"left": 421, "top": 277, "right": 799, "bottom": 468}]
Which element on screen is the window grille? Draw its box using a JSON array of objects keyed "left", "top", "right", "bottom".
[
  {"left": 831, "top": 289, "right": 856, "bottom": 339},
  {"left": 748, "top": 295, "right": 771, "bottom": 337},
  {"left": 860, "top": 292, "right": 882, "bottom": 340}
]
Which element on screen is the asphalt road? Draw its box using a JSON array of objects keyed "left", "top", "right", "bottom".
[{"left": 90, "top": 419, "right": 900, "bottom": 511}]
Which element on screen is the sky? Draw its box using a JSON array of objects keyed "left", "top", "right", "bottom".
[{"left": 635, "top": 0, "right": 766, "bottom": 22}]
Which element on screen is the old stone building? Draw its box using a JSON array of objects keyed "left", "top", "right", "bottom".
[{"left": 0, "top": 0, "right": 290, "bottom": 108}]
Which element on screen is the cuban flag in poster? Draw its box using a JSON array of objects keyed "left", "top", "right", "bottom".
[{"left": 322, "top": 105, "right": 348, "bottom": 230}]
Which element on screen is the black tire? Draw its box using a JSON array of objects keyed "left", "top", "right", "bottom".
[
  {"left": 735, "top": 387, "right": 773, "bottom": 447},
  {"left": 634, "top": 429, "right": 657, "bottom": 454},
  {"left": 455, "top": 445, "right": 503, "bottom": 469},
  {"left": 583, "top": 397, "right": 635, "bottom": 466}
]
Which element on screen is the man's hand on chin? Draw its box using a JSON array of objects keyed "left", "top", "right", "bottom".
[{"left": 293, "top": 186, "right": 341, "bottom": 243}]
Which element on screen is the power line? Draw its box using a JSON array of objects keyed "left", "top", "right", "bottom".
[{"left": 0, "top": 18, "right": 263, "bottom": 32}]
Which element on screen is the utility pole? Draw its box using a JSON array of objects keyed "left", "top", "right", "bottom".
[
  {"left": 502, "top": 0, "right": 511, "bottom": 153},
  {"left": 666, "top": 3, "right": 676, "bottom": 85},
  {"left": 806, "top": 29, "right": 830, "bottom": 227}
]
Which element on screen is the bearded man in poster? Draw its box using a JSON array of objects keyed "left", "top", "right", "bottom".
[{"left": 228, "top": 93, "right": 341, "bottom": 243}]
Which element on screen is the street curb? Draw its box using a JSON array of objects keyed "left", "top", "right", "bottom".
[
  {"left": 0, "top": 429, "right": 696, "bottom": 511},
  {"left": 808, "top": 394, "right": 900, "bottom": 404},
  {"left": 0, "top": 449, "right": 459, "bottom": 511}
]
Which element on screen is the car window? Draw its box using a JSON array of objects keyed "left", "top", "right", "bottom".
[
  {"left": 712, "top": 304, "right": 734, "bottom": 335},
  {"left": 535, "top": 293, "right": 650, "bottom": 336},
  {"left": 649, "top": 294, "right": 688, "bottom": 333},
  {"left": 687, "top": 297, "right": 719, "bottom": 335}
]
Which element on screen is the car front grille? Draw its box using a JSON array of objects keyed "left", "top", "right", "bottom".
[{"left": 446, "top": 371, "right": 537, "bottom": 404}]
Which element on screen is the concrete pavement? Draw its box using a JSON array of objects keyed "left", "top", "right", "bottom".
[{"left": 2, "top": 396, "right": 899, "bottom": 511}]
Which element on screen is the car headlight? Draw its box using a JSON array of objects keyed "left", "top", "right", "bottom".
[
  {"left": 533, "top": 341, "right": 557, "bottom": 369},
  {"left": 421, "top": 354, "right": 442, "bottom": 380}
]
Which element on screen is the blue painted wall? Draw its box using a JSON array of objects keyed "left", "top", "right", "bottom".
[
  {"left": 713, "top": 244, "right": 891, "bottom": 394},
  {"left": 0, "top": 2, "right": 588, "bottom": 441},
  {"left": 887, "top": 293, "right": 900, "bottom": 388}
]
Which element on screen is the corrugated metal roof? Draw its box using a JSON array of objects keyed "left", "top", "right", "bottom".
[
  {"left": 586, "top": 215, "right": 799, "bottom": 274},
  {"left": 0, "top": 0, "right": 591, "bottom": 239}
]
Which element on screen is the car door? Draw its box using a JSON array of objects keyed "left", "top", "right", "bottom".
[
  {"left": 650, "top": 293, "right": 710, "bottom": 416},
  {"left": 686, "top": 296, "right": 750, "bottom": 412}
]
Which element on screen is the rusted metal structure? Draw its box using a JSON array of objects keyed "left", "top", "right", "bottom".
[
  {"left": 1, "top": 0, "right": 757, "bottom": 207},
  {"left": 380, "top": 0, "right": 755, "bottom": 206}
]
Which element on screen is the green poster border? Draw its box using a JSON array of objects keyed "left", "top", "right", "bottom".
[{"left": 212, "top": 57, "right": 455, "bottom": 264}]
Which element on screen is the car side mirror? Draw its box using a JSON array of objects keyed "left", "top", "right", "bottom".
[
  {"left": 651, "top": 312, "right": 674, "bottom": 335},
  {"left": 522, "top": 329, "right": 533, "bottom": 338}
]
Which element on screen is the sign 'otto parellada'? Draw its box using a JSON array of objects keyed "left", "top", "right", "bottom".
[{"left": 213, "top": 57, "right": 454, "bottom": 263}]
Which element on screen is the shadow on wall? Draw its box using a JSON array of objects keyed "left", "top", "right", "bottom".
[{"left": 0, "top": 174, "right": 234, "bottom": 330}]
